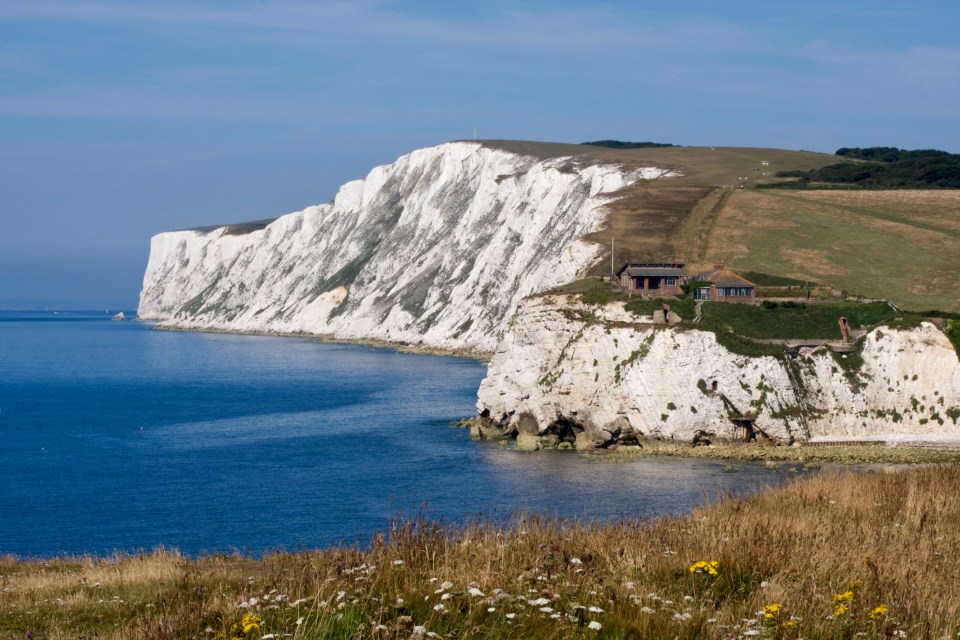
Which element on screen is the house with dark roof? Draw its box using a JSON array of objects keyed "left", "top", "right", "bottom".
[
  {"left": 692, "top": 264, "right": 757, "bottom": 302},
  {"left": 615, "top": 262, "right": 687, "bottom": 296}
]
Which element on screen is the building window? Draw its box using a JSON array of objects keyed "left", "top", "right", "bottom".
[{"left": 665, "top": 277, "right": 677, "bottom": 285}]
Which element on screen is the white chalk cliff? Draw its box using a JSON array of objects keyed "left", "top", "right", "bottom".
[
  {"left": 138, "top": 142, "right": 677, "bottom": 352},
  {"left": 476, "top": 295, "right": 960, "bottom": 448}
]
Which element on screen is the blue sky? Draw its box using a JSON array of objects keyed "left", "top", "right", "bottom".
[{"left": 2, "top": 1, "right": 958, "bottom": 307}]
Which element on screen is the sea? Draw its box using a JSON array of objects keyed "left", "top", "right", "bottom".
[{"left": 1, "top": 310, "right": 795, "bottom": 558}]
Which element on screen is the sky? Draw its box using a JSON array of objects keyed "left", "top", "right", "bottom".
[{"left": 1, "top": 1, "right": 958, "bottom": 308}]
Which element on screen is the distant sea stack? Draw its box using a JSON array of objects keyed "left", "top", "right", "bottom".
[{"left": 138, "top": 142, "right": 678, "bottom": 352}]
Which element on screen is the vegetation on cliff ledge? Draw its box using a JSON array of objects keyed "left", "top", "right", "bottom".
[{"left": 3, "top": 465, "right": 959, "bottom": 638}]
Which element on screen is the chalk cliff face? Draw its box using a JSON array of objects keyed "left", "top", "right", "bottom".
[
  {"left": 476, "top": 295, "right": 960, "bottom": 448},
  {"left": 138, "top": 142, "right": 677, "bottom": 352}
]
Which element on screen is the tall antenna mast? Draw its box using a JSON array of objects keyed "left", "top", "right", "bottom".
[
  {"left": 473, "top": 129, "right": 477, "bottom": 141},
  {"left": 611, "top": 235, "right": 615, "bottom": 278}
]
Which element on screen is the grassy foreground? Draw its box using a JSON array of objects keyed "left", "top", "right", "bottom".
[{"left": 4, "top": 466, "right": 960, "bottom": 639}]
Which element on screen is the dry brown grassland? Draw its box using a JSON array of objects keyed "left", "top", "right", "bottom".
[
  {"left": 704, "top": 189, "right": 960, "bottom": 312},
  {"left": 4, "top": 465, "right": 960, "bottom": 639}
]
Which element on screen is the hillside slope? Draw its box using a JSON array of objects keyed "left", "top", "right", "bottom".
[{"left": 138, "top": 142, "right": 675, "bottom": 352}]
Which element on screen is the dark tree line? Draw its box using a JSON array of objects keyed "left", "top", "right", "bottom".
[
  {"left": 775, "top": 147, "right": 960, "bottom": 188},
  {"left": 581, "top": 140, "right": 677, "bottom": 149}
]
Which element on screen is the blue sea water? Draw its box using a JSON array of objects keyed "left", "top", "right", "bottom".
[{"left": 1, "top": 311, "right": 792, "bottom": 558}]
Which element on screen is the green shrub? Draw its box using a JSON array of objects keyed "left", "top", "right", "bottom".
[{"left": 947, "top": 320, "right": 960, "bottom": 356}]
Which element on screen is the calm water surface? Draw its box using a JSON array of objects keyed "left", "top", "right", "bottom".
[{"left": 1, "top": 311, "right": 794, "bottom": 558}]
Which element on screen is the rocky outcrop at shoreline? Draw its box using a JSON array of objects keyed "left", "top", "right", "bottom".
[{"left": 475, "top": 295, "right": 960, "bottom": 450}]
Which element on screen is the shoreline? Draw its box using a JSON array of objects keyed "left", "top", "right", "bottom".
[
  {"left": 592, "top": 440, "right": 960, "bottom": 464},
  {"left": 145, "top": 320, "right": 493, "bottom": 361}
]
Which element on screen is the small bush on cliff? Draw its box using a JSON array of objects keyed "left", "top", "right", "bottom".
[{"left": 946, "top": 320, "right": 960, "bottom": 357}]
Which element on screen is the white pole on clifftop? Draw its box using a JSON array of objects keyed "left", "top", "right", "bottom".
[{"left": 611, "top": 235, "right": 615, "bottom": 279}]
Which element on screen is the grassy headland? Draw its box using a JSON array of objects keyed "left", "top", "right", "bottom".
[{"left": 3, "top": 465, "right": 960, "bottom": 638}]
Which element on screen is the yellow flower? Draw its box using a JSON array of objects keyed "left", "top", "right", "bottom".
[
  {"left": 783, "top": 620, "right": 798, "bottom": 628},
  {"left": 688, "top": 560, "right": 720, "bottom": 576},
  {"left": 763, "top": 603, "right": 782, "bottom": 613},
  {"left": 849, "top": 579, "right": 863, "bottom": 590},
  {"left": 230, "top": 613, "right": 262, "bottom": 639},
  {"left": 241, "top": 613, "right": 262, "bottom": 633},
  {"left": 868, "top": 604, "right": 889, "bottom": 620},
  {"left": 833, "top": 602, "right": 849, "bottom": 617},
  {"left": 832, "top": 590, "right": 854, "bottom": 605}
]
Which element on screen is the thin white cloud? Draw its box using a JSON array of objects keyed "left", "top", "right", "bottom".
[{"left": 1, "top": 0, "right": 749, "bottom": 53}]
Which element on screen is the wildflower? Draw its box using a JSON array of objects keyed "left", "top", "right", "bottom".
[
  {"left": 640, "top": 606, "right": 655, "bottom": 614},
  {"left": 440, "top": 593, "right": 451, "bottom": 601},
  {"left": 689, "top": 560, "right": 720, "bottom": 576},
  {"left": 588, "top": 606, "right": 604, "bottom": 613},
  {"left": 588, "top": 621, "right": 602, "bottom": 630},
  {"left": 869, "top": 604, "right": 889, "bottom": 620},
  {"left": 487, "top": 607, "right": 496, "bottom": 612},
  {"left": 570, "top": 557, "right": 583, "bottom": 564},
  {"left": 761, "top": 603, "right": 782, "bottom": 620},
  {"left": 439, "top": 581, "right": 453, "bottom": 591},
  {"left": 433, "top": 603, "right": 446, "bottom": 612},
  {"left": 505, "top": 613, "right": 516, "bottom": 619},
  {"left": 530, "top": 597, "right": 551, "bottom": 606},
  {"left": 229, "top": 613, "right": 261, "bottom": 639},
  {"left": 539, "top": 606, "right": 554, "bottom": 613},
  {"left": 393, "top": 560, "right": 404, "bottom": 566},
  {"left": 783, "top": 620, "right": 798, "bottom": 628},
  {"left": 833, "top": 590, "right": 854, "bottom": 617}
]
